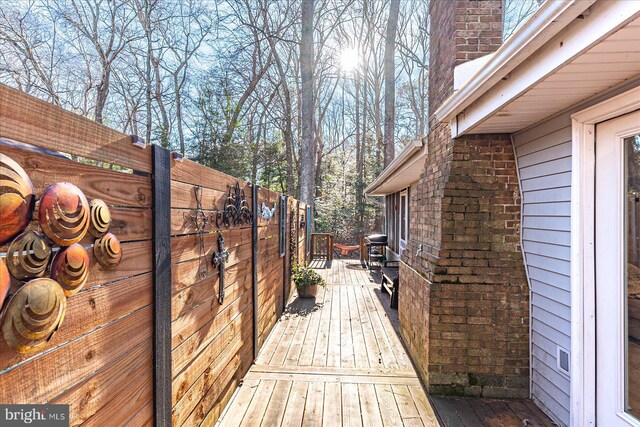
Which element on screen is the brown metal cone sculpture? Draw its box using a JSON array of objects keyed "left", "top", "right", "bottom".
[
  {"left": 6, "top": 231, "right": 51, "bottom": 280},
  {"left": 0, "top": 153, "right": 35, "bottom": 246},
  {"left": 1, "top": 278, "right": 66, "bottom": 354},
  {"left": 50, "top": 244, "right": 90, "bottom": 296},
  {"left": 0, "top": 258, "right": 10, "bottom": 311},
  {"left": 89, "top": 199, "right": 111, "bottom": 238},
  {"left": 93, "top": 232, "right": 122, "bottom": 269},
  {"left": 38, "top": 182, "right": 90, "bottom": 246}
]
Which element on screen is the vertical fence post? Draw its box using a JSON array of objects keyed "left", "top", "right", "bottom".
[
  {"left": 152, "top": 144, "right": 171, "bottom": 427},
  {"left": 281, "top": 195, "right": 288, "bottom": 313},
  {"left": 252, "top": 183, "right": 259, "bottom": 360}
]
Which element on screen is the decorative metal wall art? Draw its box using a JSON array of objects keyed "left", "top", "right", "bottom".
[
  {"left": 182, "top": 185, "right": 209, "bottom": 279},
  {"left": 93, "top": 232, "right": 122, "bottom": 269},
  {"left": 216, "top": 182, "right": 252, "bottom": 227},
  {"left": 0, "top": 153, "right": 127, "bottom": 355},
  {"left": 182, "top": 185, "right": 209, "bottom": 232},
  {"left": 0, "top": 258, "right": 10, "bottom": 310},
  {"left": 39, "top": 182, "right": 90, "bottom": 246},
  {"left": 289, "top": 208, "right": 297, "bottom": 273},
  {"left": 0, "top": 153, "right": 35, "bottom": 245},
  {"left": 89, "top": 199, "right": 111, "bottom": 237},
  {"left": 6, "top": 231, "right": 51, "bottom": 280},
  {"left": 1, "top": 278, "right": 66, "bottom": 354},
  {"left": 212, "top": 234, "right": 230, "bottom": 304},
  {"left": 260, "top": 202, "right": 276, "bottom": 221},
  {"left": 51, "top": 244, "right": 90, "bottom": 296}
]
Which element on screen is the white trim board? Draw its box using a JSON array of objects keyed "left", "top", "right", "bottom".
[
  {"left": 365, "top": 138, "right": 426, "bottom": 196},
  {"left": 570, "top": 86, "right": 640, "bottom": 427},
  {"left": 450, "top": 0, "right": 640, "bottom": 137},
  {"left": 436, "top": 0, "right": 594, "bottom": 122}
]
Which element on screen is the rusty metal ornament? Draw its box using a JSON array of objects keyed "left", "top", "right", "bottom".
[
  {"left": 93, "top": 232, "right": 122, "bottom": 269},
  {"left": 38, "top": 182, "right": 90, "bottom": 246},
  {"left": 6, "top": 231, "right": 51, "bottom": 280},
  {"left": 89, "top": 199, "right": 111, "bottom": 237},
  {"left": 0, "top": 258, "right": 10, "bottom": 310},
  {"left": 50, "top": 244, "right": 90, "bottom": 296},
  {"left": 216, "top": 182, "right": 253, "bottom": 227},
  {"left": 1, "top": 278, "right": 66, "bottom": 354},
  {"left": 0, "top": 153, "right": 35, "bottom": 246}
]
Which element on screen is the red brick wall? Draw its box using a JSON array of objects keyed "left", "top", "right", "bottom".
[
  {"left": 398, "top": 0, "right": 530, "bottom": 399},
  {"left": 398, "top": 262, "right": 430, "bottom": 383}
]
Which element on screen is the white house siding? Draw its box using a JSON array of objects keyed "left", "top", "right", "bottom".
[
  {"left": 513, "top": 114, "right": 573, "bottom": 427},
  {"left": 512, "top": 79, "right": 640, "bottom": 427}
]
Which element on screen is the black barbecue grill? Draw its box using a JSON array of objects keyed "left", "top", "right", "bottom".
[{"left": 364, "top": 234, "right": 387, "bottom": 269}]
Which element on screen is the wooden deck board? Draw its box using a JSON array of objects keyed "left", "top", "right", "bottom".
[
  {"left": 431, "top": 396, "right": 558, "bottom": 427},
  {"left": 217, "top": 260, "right": 553, "bottom": 427}
]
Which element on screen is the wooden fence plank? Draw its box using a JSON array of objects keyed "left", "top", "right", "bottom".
[
  {"left": 0, "top": 85, "right": 151, "bottom": 173},
  {"left": 0, "top": 305, "right": 152, "bottom": 404},
  {"left": 0, "top": 273, "right": 152, "bottom": 370},
  {"left": 51, "top": 337, "right": 152, "bottom": 427}
]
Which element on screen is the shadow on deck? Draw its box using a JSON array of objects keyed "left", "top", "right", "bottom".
[{"left": 216, "top": 259, "right": 555, "bottom": 427}]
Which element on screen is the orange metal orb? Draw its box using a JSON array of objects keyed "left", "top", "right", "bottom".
[
  {"left": 0, "top": 154, "right": 35, "bottom": 245},
  {"left": 38, "top": 182, "right": 90, "bottom": 246},
  {"left": 94, "top": 232, "right": 122, "bottom": 269},
  {"left": 89, "top": 199, "right": 111, "bottom": 237},
  {"left": 1, "top": 278, "right": 66, "bottom": 354},
  {"left": 6, "top": 231, "right": 51, "bottom": 280},
  {"left": 50, "top": 243, "right": 90, "bottom": 296},
  {"left": 0, "top": 258, "right": 11, "bottom": 310}
]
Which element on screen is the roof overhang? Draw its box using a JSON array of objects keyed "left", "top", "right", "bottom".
[
  {"left": 365, "top": 138, "right": 426, "bottom": 196},
  {"left": 436, "top": 0, "right": 640, "bottom": 136}
]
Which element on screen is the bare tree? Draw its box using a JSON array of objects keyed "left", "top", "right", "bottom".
[
  {"left": 52, "top": 0, "right": 139, "bottom": 123},
  {"left": 0, "top": 2, "right": 61, "bottom": 104},
  {"left": 383, "top": 0, "right": 400, "bottom": 167},
  {"left": 299, "top": 0, "right": 315, "bottom": 207}
]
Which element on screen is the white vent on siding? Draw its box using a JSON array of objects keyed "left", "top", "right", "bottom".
[{"left": 557, "top": 346, "right": 570, "bottom": 376}]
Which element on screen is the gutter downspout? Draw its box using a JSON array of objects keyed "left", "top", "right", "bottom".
[{"left": 510, "top": 134, "right": 533, "bottom": 401}]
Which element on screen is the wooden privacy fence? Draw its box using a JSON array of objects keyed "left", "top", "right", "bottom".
[{"left": 0, "top": 84, "right": 309, "bottom": 426}]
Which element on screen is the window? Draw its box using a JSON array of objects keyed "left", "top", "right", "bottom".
[{"left": 399, "top": 189, "right": 409, "bottom": 254}]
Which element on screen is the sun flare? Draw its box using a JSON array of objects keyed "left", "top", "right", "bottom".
[{"left": 339, "top": 47, "right": 359, "bottom": 72}]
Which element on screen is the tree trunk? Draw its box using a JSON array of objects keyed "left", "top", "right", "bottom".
[
  {"left": 355, "top": 66, "right": 363, "bottom": 235},
  {"left": 300, "top": 0, "right": 315, "bottom": 215},
  {"left": 153, "top": 59, "right": 170, "bottom": 148},
  {"left": 383, "top": 0, "right": 400, "bottom": 167},
  {"left": 174, "top": 73, "right": 185, "bottom": 154},
  {"left": 94, "top": 66, "right": 110, "bottom": 124}
]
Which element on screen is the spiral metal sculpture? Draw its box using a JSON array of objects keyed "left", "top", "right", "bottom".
[
  {"left": 89, "top": 199, "right": 111, "bottom": 238},
  {"left": 1, "top": 278, "right": 66, "bottom": 354},
  {"left": 0, "top": 258, "right": 10, "bottom": 310},
  {"left": 38, "top": 182, "right": 90, "bottom": 246},
  {"left": 5, "top": 231, "right": 51, "bottom": 280},
  {"left": 93, "top": 232, "right": 122, "bottom": 269},
  {"left": 0, "top": 153, "right": 35, "bottom": 246},
  {"left": 50, "top": 244, "right": 90, "bottom": 296}
]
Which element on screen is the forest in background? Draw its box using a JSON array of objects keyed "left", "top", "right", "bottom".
[{"left": 0, "top": 0, "right": 541, "bottom": 244}]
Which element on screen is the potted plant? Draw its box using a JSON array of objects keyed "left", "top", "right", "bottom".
[{"left": 292, "top": 264, "right": 325, "bottom": 298}]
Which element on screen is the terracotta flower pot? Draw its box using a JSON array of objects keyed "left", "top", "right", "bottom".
[{"left": 297, "top": 284, "right": 318, "bottom": 298}]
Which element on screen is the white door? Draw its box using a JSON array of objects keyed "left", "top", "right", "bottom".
[{"left": 596, "top": 110, "right": 640, "bottom": 426}]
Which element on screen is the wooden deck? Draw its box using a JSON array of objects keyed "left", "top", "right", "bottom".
[{"left": 217, "top": 260, "right": 555, "bottom": 427}]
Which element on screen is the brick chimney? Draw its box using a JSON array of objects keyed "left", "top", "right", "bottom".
[
  {"left": 399, "top": 0, "right": 530, "bottom": 399},
  {"left": 428, "top": 0, "right": 503, "bottom": 116}
]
